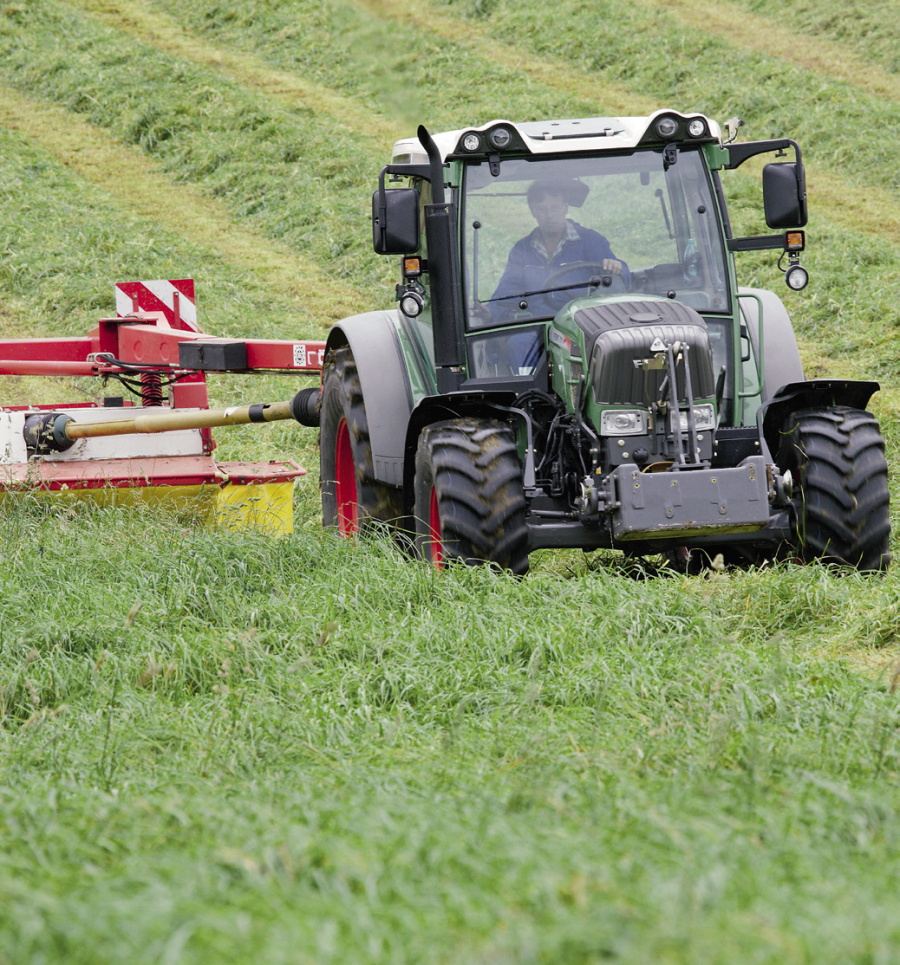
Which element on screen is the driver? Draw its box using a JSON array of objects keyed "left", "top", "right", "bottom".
[{"left": 473, "top": 178, "right": 629, "bottom": 324}]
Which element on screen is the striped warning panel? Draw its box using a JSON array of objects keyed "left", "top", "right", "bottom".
[{"left": 116, "top": 279, "right": 198, "bottom": 331}]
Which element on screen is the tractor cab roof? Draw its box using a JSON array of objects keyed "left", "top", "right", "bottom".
[{"left": 390, "top": 110, "right": 723, "bottom": 165}]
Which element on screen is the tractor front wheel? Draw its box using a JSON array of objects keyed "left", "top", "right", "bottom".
[
  {"left": 778, "top": 406, "right": 890, "bottom": 571},
  {"left": 413, "top": 418, "right": 529, "bottom": 574},
  {"left": 319, "top": 345, "right": 403, "bottom": 535}
]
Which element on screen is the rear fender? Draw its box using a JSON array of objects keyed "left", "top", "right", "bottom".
[
  {"left": 326, "top": 311, "right": 413, "bottom": 487},
  {"left": 738, "top": 287, "right": 804, "bottom": 403}
]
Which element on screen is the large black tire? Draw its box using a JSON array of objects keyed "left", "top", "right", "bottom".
[
  {"left": 413, "top": 418, "right": 529, "bottom": 575},
  {"left": 319, "top": 345, "right": 403, "bottom": 536},
  {"left": 778, "top": 406, "right": 891, "bottom": 571}
]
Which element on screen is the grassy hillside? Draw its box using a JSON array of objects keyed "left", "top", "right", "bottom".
[{"left": 2, "top": 2, "right": 900, "bottom": 962}]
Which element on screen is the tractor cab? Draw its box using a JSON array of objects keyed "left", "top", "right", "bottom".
[
  {"left": 379, "top": 112, "right": 805, "bottom": 427},
  {"left": 459, "top": 142, "right": 733, "bottom": 435}
]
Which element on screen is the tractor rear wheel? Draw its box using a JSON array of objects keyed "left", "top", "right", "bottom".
[
  {"left": 319, "top": 345, "right": 403, "bottom": 535},
  {"left": 778, "top": 406, "right": 890, "bottom": 571},
  {"left": 413, "top": 418, "right": 529, "bottom": 574}
]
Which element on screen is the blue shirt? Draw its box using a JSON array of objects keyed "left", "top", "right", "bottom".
[{"left": 486, "top": 220, "right": 629, "bottom": 321}]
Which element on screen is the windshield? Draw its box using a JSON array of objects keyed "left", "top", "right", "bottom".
[{"left": 463, "top": 148, "right": 729, "bottom": 329}]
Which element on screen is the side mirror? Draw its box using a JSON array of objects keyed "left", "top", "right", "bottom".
[
  {"left": 372, "top": 187, "right": 420, "bottom": 254},
  {"left": 763, "top": 162, "right": 808, "bottom": 229}
]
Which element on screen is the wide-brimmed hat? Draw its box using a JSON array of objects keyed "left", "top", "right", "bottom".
[{"left": 527, "top": 178, "right": 590, "bottom": 208}]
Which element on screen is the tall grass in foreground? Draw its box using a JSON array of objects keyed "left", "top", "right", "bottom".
[
  {"left": 2, "top": 1, "right": 900, "bottom": 961},
  {"left": 2, "top": 496, "right": 900, "bottom": 963}
]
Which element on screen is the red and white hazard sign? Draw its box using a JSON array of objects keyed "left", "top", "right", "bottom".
[{"left": 116, "top": 279, "right": 198, "bottom": 331}]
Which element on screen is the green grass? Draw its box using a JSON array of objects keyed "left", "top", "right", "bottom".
[
  {"left": 0, "top": 2, "right": 388, "bottom": 285},
  {"left": 2, "top": 0, "right": 900, "bottom": 962},
  {"left": 3, "top": 500, "right": 900, "bottom": 964},
  {"left": 742, "top": 0, "right": 900, "bottom": 73}
]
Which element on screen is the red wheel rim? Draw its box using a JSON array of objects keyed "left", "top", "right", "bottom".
[
  {"left": 334, "top": 417, "right": 359, "bottom": 536},
  {"left": 428, "top": 486, "right": 443, "bottom": 570}
]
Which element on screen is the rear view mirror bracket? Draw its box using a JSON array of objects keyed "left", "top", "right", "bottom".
[{"left": 726, "top": 137, "right": 807, "bottom": 230}]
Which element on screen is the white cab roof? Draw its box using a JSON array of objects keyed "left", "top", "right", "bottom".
[{"left": 391, "top": 111, "right": 723, "bottom": 164}]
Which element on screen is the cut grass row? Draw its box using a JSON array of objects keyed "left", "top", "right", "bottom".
[
  {"left": 6, "top": 0, "right": 899, "bottom": 245},
  {"left": 0, "top": 2, "right": 395, "bottom": 293},
  {"left": 0, "top": 86, "right": 371, "bottom": 330},
  {"left": 741, "top": 0, "right": 900, "bottom": 77},
  {"left": 69, "top": 0, "right": 406, "bottom": 144},
  {"left": 428, "top": 0, "right": 900, "bottom": 101},
  {"left": 636, "top": 0, "right": 900, "bottom": 101}
]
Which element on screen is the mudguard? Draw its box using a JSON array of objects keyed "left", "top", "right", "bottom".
[
  {"left": 401, "top": 390, "right": 519, "bottom": 512},
  {"left": 738, "top": 287, "right": 805, "bottom": 402},
  {"left": 326, "top": 311, "right": 413, "bottom": 487},
  {"left": 761, "top": 378, "right": 880, "bottom": 459}
]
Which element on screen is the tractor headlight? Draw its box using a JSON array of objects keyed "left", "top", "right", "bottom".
[
  {"left": 489, "top": 127, "right": 512, "bottom": 149},
  {"left": 671, "top": 404, "right": 716, "bottom": 433},
  {"left": 655, "top": 116, "right": 679, "bottom": 139},
  {"left": 784, "top": 263, "right": 809, "bottom": 291},
  {"left": 688, "top": 119, "right": 706, "bottom": 137},
  {"left": 399, "top": 290, "right": 425, "bottom": 317},
  {"left": 600, "top": 409, "right": 648, "bottom": 437},
  {"left": 462, "top": 133, "right": 482, "bottom": 152}
]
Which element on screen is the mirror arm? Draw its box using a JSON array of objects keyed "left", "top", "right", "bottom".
[
  {"left": 725, "top": 138, "right": 802, "bottom": 170},
  {"left": 728, "top": 233, "right": 798, "bottom": 253}
]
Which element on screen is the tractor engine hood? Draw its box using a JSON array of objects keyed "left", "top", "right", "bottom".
[{"left": 563, "top": 299, "right": 716, "bottom": 406}]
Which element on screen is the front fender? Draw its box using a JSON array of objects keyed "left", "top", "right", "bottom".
[
  {"left": 402, "top": 391, "right": 519, "bottom": 514},
  {"left": 761, "top": 378, "right": 880, "bottom": 459},
  {"left": 326, "top": 311, "right": 413, "bottom": 487}
]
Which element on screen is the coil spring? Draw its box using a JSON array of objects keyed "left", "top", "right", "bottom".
[{"left": 140, "top": 371, "right": 164, "bottom": 407}]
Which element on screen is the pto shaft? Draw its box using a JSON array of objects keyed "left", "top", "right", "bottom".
[
  {"left": 22, "top": 388, "right": 320, "bottom": 454},
  {"left": 65, "top": 400, "right": 294, "bottom": 439}
]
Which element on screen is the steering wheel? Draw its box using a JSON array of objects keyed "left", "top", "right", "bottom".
[{"left": 541, "top": 260, "right": 629, "bottom": 310}]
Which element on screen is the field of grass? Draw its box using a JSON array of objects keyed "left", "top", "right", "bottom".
[{"left": 2, "top": 1, "right": 900, "bottom": 962}]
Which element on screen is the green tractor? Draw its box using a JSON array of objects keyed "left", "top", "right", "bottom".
[{"left": 314, "top": 110, "right": 890, "bottom": 573}]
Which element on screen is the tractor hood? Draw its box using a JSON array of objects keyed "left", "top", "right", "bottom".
[{"left": 552, "top": 297, "right": 717, "bottom": 406}]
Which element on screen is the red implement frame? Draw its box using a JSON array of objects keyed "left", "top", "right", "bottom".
[
  {"left": 0, "top": 315, "right": 324, "bottom": 377},
  {"left": 0, "top": 283, "right": 326, "bottom": 521}
]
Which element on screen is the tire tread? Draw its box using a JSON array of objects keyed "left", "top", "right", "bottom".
[{"left": 779, "top": 405, "right": 890, "bottom": 571}]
